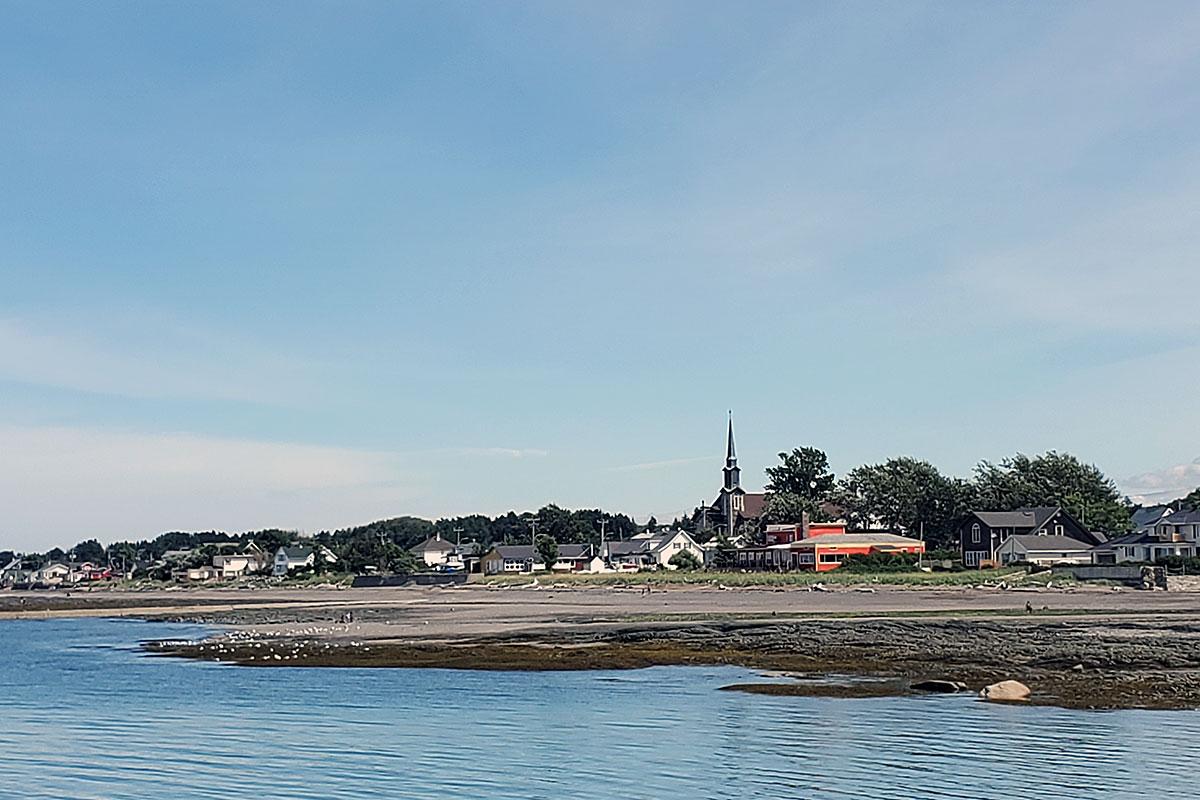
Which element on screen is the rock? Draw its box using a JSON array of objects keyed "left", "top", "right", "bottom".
[
  {"left": 979, "top": 680, "right": 1031, "bottom": 702},
  {"left": 912, "top": 680, "right": 967, "bottom": 693}
]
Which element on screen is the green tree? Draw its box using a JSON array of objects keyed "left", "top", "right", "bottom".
[
  {"left": 710, "top": 532, "right": 738, "bottom": 569},
  {"left": 972, "top": 451, "right": 1130, "bottom": 534},
  {"left": 834, "top": 457, "right": 973, "bottom": 547},
  {"left": 70, "top": 539, "right": 106, "bottom": 564},
  {"left": 535, "top": 534, "right": 559, "bottom": 569},
  {"left": 765, "top": 448, "right": 836, "bottom": 499},
  {"left": 1182, "top": 487, "right": 1200, "bottom": 511},
  {"left": 762, "top": 447, "right": 836, "bottom": 525},
  {"left": 668, "top": 549, "right": 701, "bottom": 571}
]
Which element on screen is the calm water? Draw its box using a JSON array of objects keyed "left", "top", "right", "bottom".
[{"left": 1, "top": 618, "right": 1197, "bottom": 799}]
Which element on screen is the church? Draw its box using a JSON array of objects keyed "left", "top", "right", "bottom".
[{"left": 697, "top": 415, "right": 767, "bottom": 537}]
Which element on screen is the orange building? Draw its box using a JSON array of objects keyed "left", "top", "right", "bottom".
[{"left": 738, "top": 524, "right": 925, "bottom": 572}]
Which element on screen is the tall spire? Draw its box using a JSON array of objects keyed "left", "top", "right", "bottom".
[{"left": 723, "top": 411, "right": 741, "bottom": 491}]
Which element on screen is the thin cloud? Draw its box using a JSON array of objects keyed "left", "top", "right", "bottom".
[
  {"left": 1122, "top": 458, "right": 1200, "bottom": 505},
  {"left": 607, "top": 455, "right": 711, "bottom": 473}
]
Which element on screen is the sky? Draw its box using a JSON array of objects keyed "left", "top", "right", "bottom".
[{"left": 2, "top": 1, "right": 1199, "bottom": 550}]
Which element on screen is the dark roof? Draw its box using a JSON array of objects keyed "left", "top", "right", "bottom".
[
  {"left": 280, "top": 546, "right": 313, "bottom": 560},
  {"left": 1131, "top": 505, "right": 1174, "bottom": 528},
  {"left": 489, "top": 544, "right": 593, "bottom": 560},
  {"left": 1164, "top": 509, "right": 1200, "bottom": 525},
  {"left": 972, "top": 507, "right": 1059, "bottom": 530},
  {"left": 412, "top": 536, "right": 456, "bottom": 553},
  {"left": 605, "top": 541, "right": 648, "bottom": 556},
  {"left": 1006, "top": 534, "right": 1093, "bottom": 552}
]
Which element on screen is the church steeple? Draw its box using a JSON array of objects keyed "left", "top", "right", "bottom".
[{"left": 723, "top": 412, "right": 741, "bottom": 491}]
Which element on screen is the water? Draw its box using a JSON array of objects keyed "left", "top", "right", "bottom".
[{"left": 1, "top": 618, "right": 1197, "bottom": 799}]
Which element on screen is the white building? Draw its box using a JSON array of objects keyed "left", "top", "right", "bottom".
[{"left": 272, "top": 546, "right": 338, "bottom": 577}]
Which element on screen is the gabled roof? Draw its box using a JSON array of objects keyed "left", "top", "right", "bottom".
[
  {"left": 412, "top": 535, "right": 456, "bottom": 553},
  {"left": 971, "top": 507, "right": 1059, "bottom": 530},
  {"left": 488, "top": 544, "right": 593, "bottom": 561},
  {"left": 1163, "top": 509, "right": 1200, "bottom": 525},
  {"left": 1006, "top": 534, "right": 1093, "bottom": 552},
  {"left": 1131, "top": 505, "right": 1175, "bottom": 528},
  {"left": 279, "top": 546, "right": 313, "bottom": 560}
]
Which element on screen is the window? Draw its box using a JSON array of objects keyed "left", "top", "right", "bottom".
[
  {"left": 971, "top": 523, "right": 981, "bottom": 544},
  {"left": 964, "top": 551, "right": 980, "bottom": 567},
  {"left": 819, "top": 553, "right": 844, "bottom": 563},
  {"left": 1054, "top": 524, "right": 1064, "bottom": 536}
]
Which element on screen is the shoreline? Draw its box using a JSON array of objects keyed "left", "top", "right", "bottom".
[{"left": 7, "top": 584, "right": 1200, "bottom": 710}]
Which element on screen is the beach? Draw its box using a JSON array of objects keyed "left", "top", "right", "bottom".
[{"left": 8, "top": 582, "right": 1200, "bottom": 709}]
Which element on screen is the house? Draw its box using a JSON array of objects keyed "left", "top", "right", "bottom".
[
  {"left": 35, "top": 563, "right": 70, "bottom": 585},
  {"left": 694, "top": 416, "right": 767, "bottom": 537},
  {"left": 1131, "top": 505, "right": 1176, "bottom": 533},
  {"left": 186, "top": 565, "right": 221, "bottom": 582},
  {"left": 411, "top": 534, "right": 461, "bottom": 569},
  {"left": 479, "top": 544, "right": 600, "bottom": 575},
  {"left": 1155, "top": 509, "right": 1200, "bottom": 542},
  {"left": 995, "top": 535, "right": 1095, "bottom": 566},
  {"left": 1093, "top": 509, "right": 1200, "bottom": 564},
  {"left": 603, "top": 530, "right": 704, "bottom": 571},
  {"left": 212, "top": 547, "right": 269, "bottom": 579},
  {"left": 272, "top": 545, "right": 338, "bottom": 577},
  {"left": 736, "top": 524, "right": 925, "bottom": 572},
  {"left": 958, "top": 507, "right": 1105, "bottom": 568},
  {"left": 1, "top": 557, "right": 32, "bottom": 587}
]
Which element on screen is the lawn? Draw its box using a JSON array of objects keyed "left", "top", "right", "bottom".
[{"left": 474, "top": 567, "right": 1032, "bottom": 588}]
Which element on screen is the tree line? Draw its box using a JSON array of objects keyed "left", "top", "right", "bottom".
[
  {"left": 741, "top": 448, "right": 1199, "bottom": 549},
  {"left": 6, "top": 450, "right": 1198, "bottom": 571}
]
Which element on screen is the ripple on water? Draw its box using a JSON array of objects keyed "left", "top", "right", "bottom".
[{"left": 0, "top": 619, "right": 1196, "bottom": 800}]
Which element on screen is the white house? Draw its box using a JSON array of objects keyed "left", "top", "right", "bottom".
[
  {"left": 272, "top": 545, "right": 338, "bottom": 577},
  {"left": 35, "top": 563, "right": 70, "bottom": 585},
  {"left": 411, "top": 534, "right": 461, "bottom": 568},
  {"left": 603, "top": 530, "right": 703, "bottom": 571},
  {"left": 1094, "top": 509, "right": 1200, "bottom": 564},
  {"left": 995, "top": 534, "right": 1094, "bottom": 566},
  {"left": 212, "top": 547, "right": 269, "bottom": 579}
]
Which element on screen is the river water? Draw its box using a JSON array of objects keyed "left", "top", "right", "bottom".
[{"left": 1, "top": 618, "right": 1196, "bottom": 799}]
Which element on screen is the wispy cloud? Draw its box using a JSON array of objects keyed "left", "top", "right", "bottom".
[
  {"left": 607, "top": 455, "right": 711, "bottom": 473},
  {"left": 1122, "top": 458, "right": 1200, "bottom": 505},
  {"left": 0, "top": 425, "right": 423, "bottom": 549}
]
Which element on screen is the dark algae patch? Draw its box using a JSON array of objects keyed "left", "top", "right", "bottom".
[{"left": 146, "top": 615, "right": 1200, "bottom": 711}]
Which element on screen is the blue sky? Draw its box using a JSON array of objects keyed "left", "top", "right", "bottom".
[{"left": 2, "top": 1, "right": 1199, "bottom": 549}]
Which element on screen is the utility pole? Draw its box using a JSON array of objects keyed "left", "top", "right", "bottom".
[
  {"left": 529, "top": 519, "right": 539, "bottom": 573},
  {"left": 599, "top": 519, "right": 608, "bottom": 562},
  {"left": 454, "top": 526, "right": 464, "bottom": 547}
]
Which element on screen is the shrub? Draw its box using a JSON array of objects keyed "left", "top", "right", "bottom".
[
  {"left": 839, "top": 552, "right": 920, "bottom": 573},
  {"left": 668, "top": 550, "right": 702, "bottom": 571}
]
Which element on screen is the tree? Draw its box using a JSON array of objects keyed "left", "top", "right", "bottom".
[
  {"left": 668, "top": 549, "right": 701, "bottom": 571},
  {"left": 70, "top": 539, "right": 106, "bottom": 564},
  {"left": 972, "top": 451, "right": 1130, "bottom": 534},
  {"left": 765, "top": 448, "right": 836, "bottom": 499},
  {"left": 762, "top": 447, "right": 836, "bottom": 525},
  {"left": 710, "top": 532, "right": 738, "bottom": 570},
  {"left": 834, "top": 457, "right": 973, "bottom": 547},
  {"left": 1182, "top": 487, "right": 1200, "bottom": 511},
  {"left": 645, "top": 516, "right": 659, "bottom": 533},
  {"left": 535, "top": 534, "right": 559, "bottom": 569}
]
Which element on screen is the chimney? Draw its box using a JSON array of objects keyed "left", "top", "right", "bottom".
[{"left": 801, "top": 511, "right": 811, "bottom": 540}]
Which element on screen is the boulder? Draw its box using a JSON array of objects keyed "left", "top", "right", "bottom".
[
  {"left": 912, "top": 680, "right": 967, "bottom": 693},
  {"left": 979, "top": 680, "right": 1031, "bottom": 702}
]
